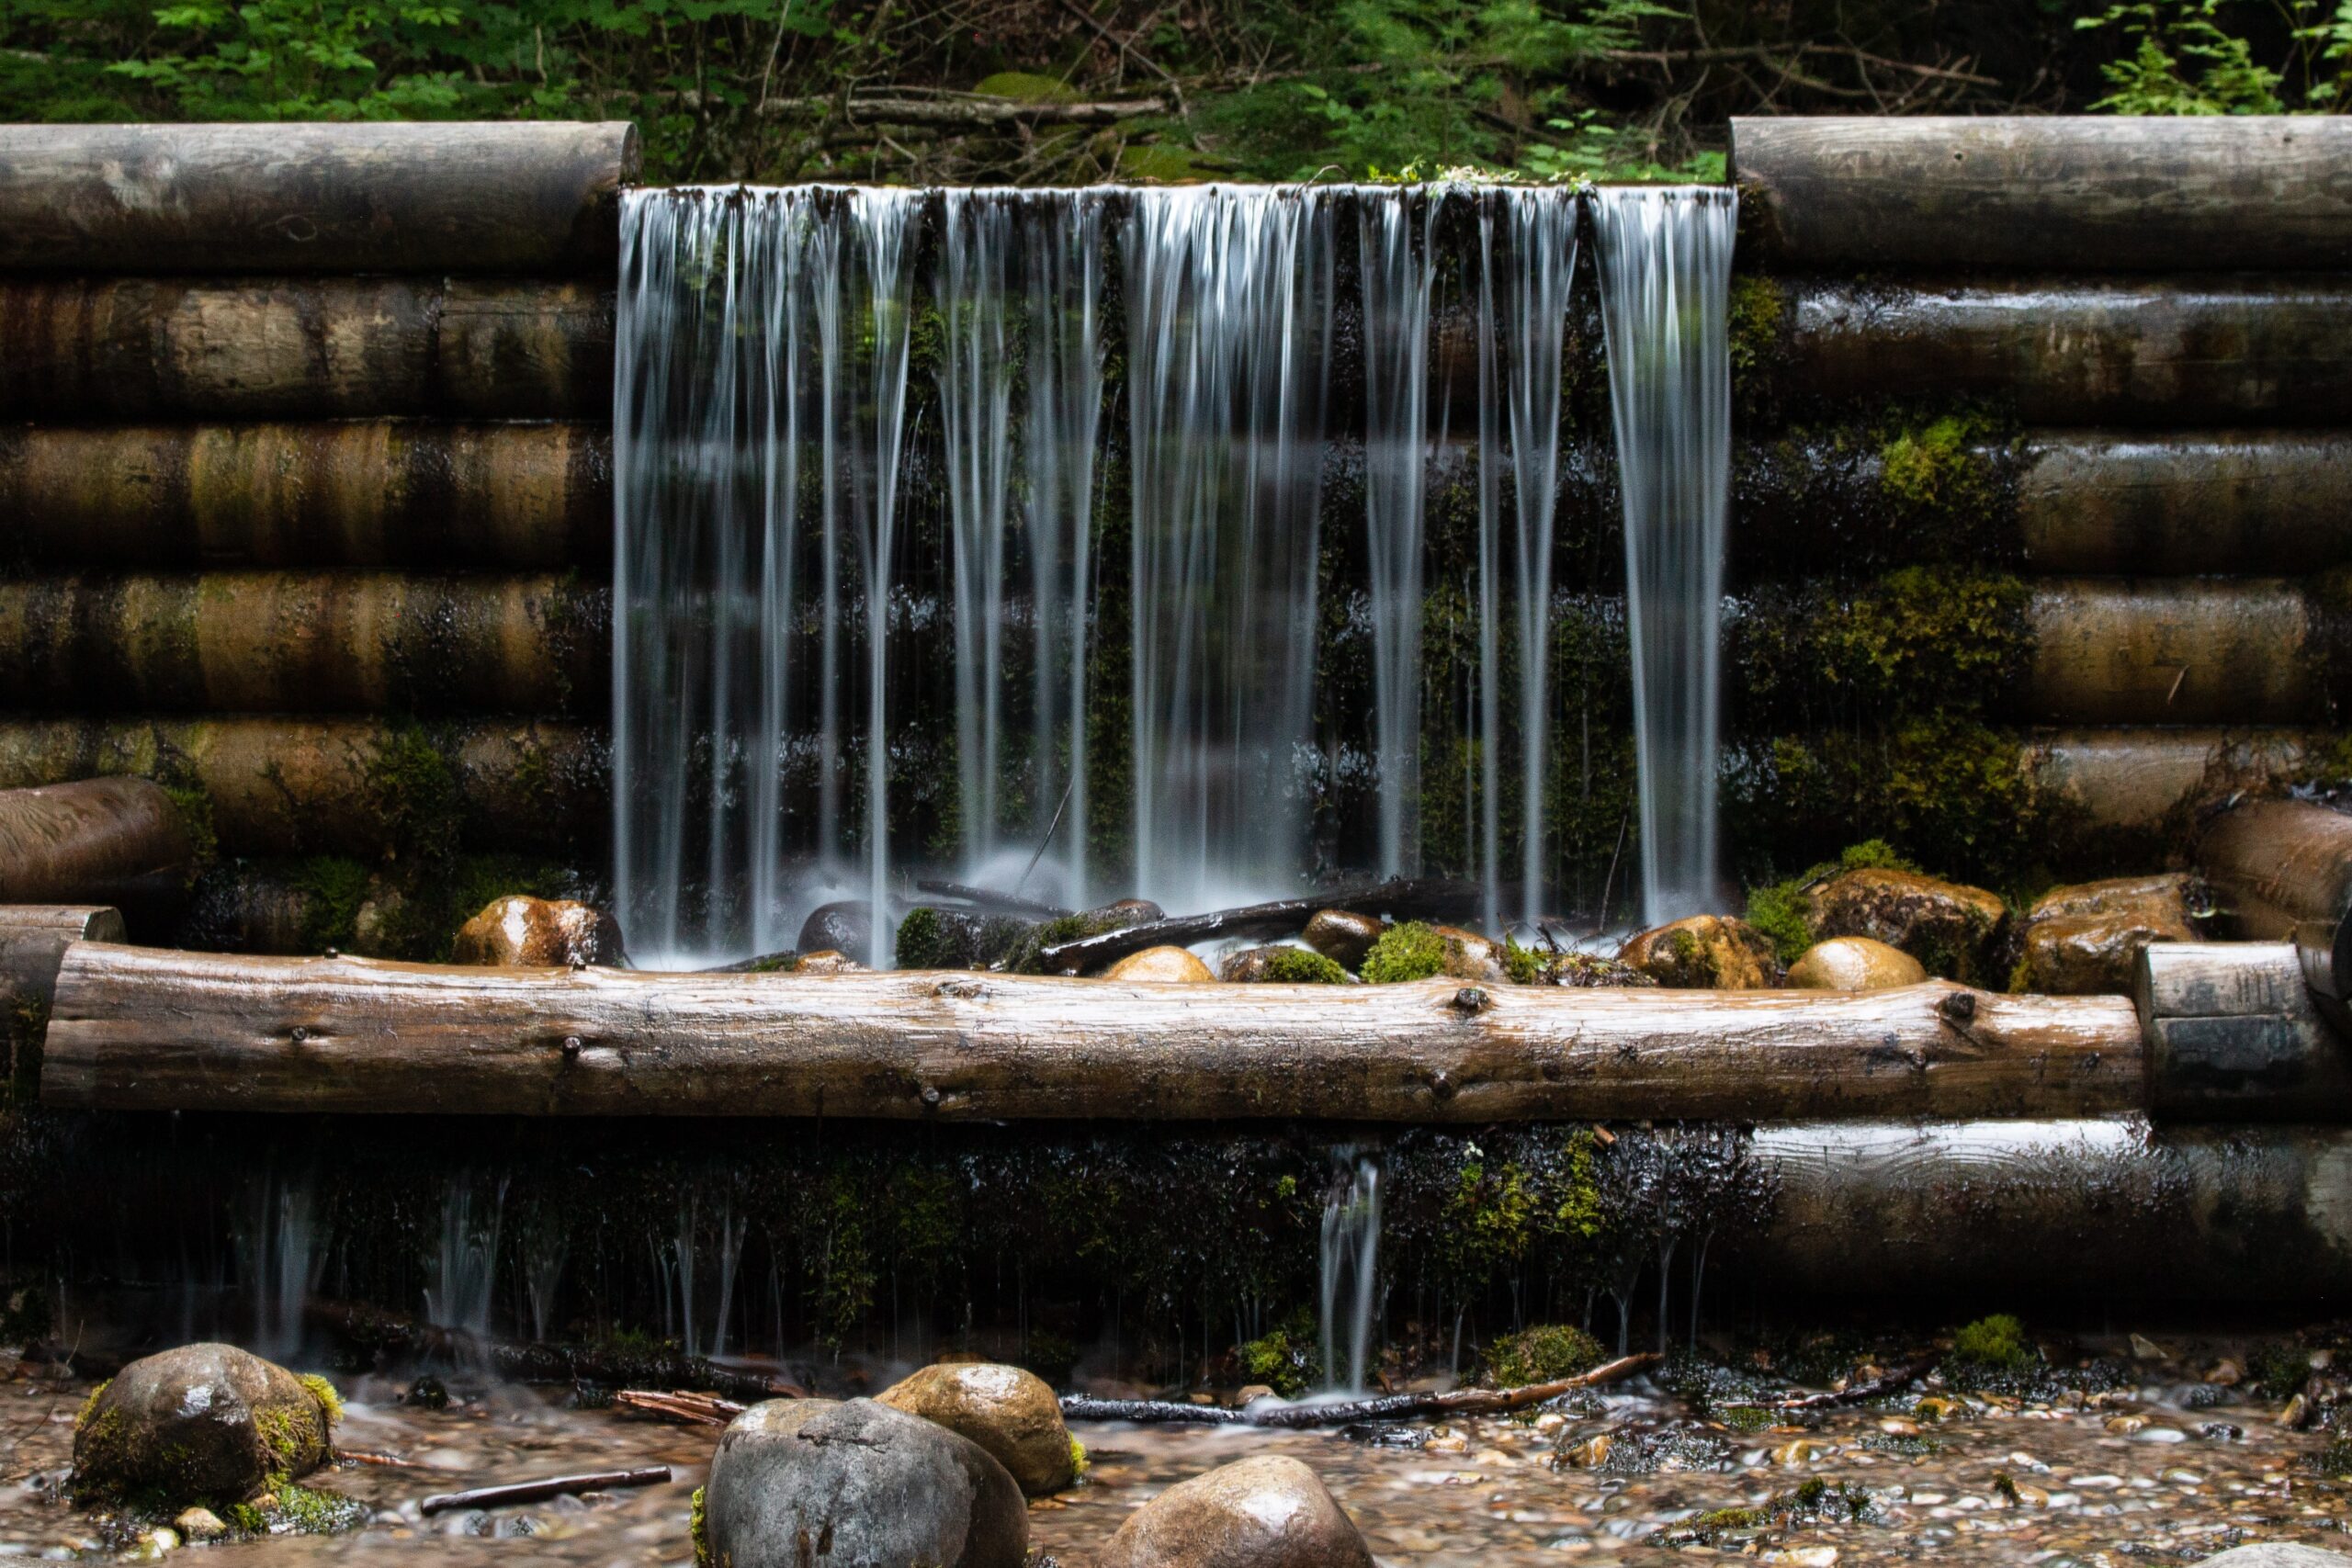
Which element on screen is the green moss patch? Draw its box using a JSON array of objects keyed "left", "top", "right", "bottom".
[
  {"left": 1256, "top": 947, "right": 1348, "bottom": 984},
  {"left": 1362, "top": 921, "right": 1446, "bottom": 984},
  {"left": 1481, "top": 1324, "right": 1603, "bottom": 1387}
]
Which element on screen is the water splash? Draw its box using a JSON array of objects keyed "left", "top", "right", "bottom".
[
  {"left": 1317, "top": 1153, "right": 1383, "bottom": 1395},
  {"left": 1592, "top": 186, "right": 1737, "bottom": 923}
]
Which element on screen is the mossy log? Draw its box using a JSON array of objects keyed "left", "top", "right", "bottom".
[
  {"left": 2135, "top": 942, "right": 2352, "bottom": 1121},
  {"left": 2024, "top": 579, "right": 2321, "bottom": 727},
  {"left": 2198, "top": 798, "right": 2352, "bottom": 1028},
  {"left": 0, "top": 278, "right": 611, "bottom": 419},
  {"left": 0, "top": 423, "right": 609, "bottom": 570},
  {"left": 0, "top": 574, "right": 606, "bottom": 715},
  {"left": 40, "top": 945, "right": 2143, "bottom": 1119},
  {"left": 1730, "top": 116, "right": 2352, "bottom": 273},
  {"left": 0, "top": 123, "right": 637, "bottom": 275},
  {"left": 0, "top": 718, "right": 600, "bottom": 859},
  {"left": 0, "top": 778, "right": 189, "bottom": 908}
]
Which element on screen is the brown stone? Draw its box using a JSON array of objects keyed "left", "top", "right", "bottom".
[
  {"left": 1091, "top": 1454, "right": 1374, "bottom": 1568},
  {"left": 1102, "top": 944, "right": 1216, "bottom": 983},
  {"left": 2015, "top": 873, "right": 2198, "bottom": 994},
  {"left": 1216, "top": 945, "right": 1345, "bottom": 983},
  {"left": 449, "top": 894, "right": 625, "bottom": 968},
  {"left": 1302, "top": 908, "right": 1385, "bottom": 969},
  {"left": 1430, "top": 924, "right": 1508, "bottom": 984},
  {"left": 876, "top": 1362, "right": 1078, "bottom": 1496},
  {"left": 1806, "top": 867, "right": 2007, "bottom": 985},
  {"left": 1616, "top": 915, "right": 1783, "bottom": 989},
  {"left": 795, "top": 949, "right": 868, "bottom": 975},
  {"left": 1787, "top": 936, "right": 1928, "bottom": 991},
  {"left": 73, "top": 1344, "right": 334, "bottom": 1505}
]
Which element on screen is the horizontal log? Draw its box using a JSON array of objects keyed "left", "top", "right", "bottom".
[
  {"left": 2018, "top": 431, "right": 2352, "bottom": 575},
  {"left": 0, "top": 574, "right": 607, "bottom": 715},
  {"left": 0, "top": 123, "right": 636, "bottom": 276},
  {"left": 0, "top": 718, "right": 601, "bottom": 859},
  {"left": 2198, "top": 798, "right": 2352, "bottom": 1028},
  {"left": 0, "top": 779, "right": 189, "bottom": 908},
  {"left": 0, "top": 423, "right": 610, "bottom": 570},
  {"left": 0, "top": 278, "right": 611, "bottom": 419},
  {"left": 2024, "top": 578, "right": 2319, "bottom": 726},
  {"left": 1770, "top": 277, "right": 2352, "bottom": 425},
  {"left": 0, "top": 904, "right": 121, "bottom": 1017},
  {"left": 2027, "top": 727, "right": 2314, "bottom": 836},
  {"left": 1731, "top": 116, "right": 2352, "bottom": 273},
  {"left": 2136, "top": 941, "right": 2352, "bottom": 1121},
  {"left": 40, "top": 944, "right": 2143, "bottom": 1119}
]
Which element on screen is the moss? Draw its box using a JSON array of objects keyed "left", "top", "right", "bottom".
[
  {"left": 1361, "top": 921, "right": 1446, "bottom": 984},
  {"left": 254, "top": 1402, "right": 317, "bottom": 1473},
  {"left": 291, "top": 856, "right": 371, "bottom": 953},
  {"left": 974, "top": 70, "right": 1080, "bottom": 103},
  {"left": 161, "top": 784, "right": 219, "bottom": 874},
  {"left": 265, "top": 1480, "right": 366, "bottom": 1535},
  {"left": 690, "top": 1484, "right": 711, "bottom": 1568},
  {"left": 1240, "top": 1312, "right": 1320, "bottom": 1397},
  {"left": 296, "top": 1374, "right": 343, "bottom": 1427},
  {"left": 1726, "top": 274, "right": 1789, "bottom": 384},
  {"left": 225, "top": 1502, "right": 267, "bottom": 1534},
  {"left": 1067, "top": 1435, "right": 1090, "bottom": 1481},
  {"left": 74, "top": 1378, "right": 110, "bottom": 1433},
  {"left": 1502, "top": 937, "right": 1541, "bottom": 986},
  {"left": 1686, "top": 1505, "right": 1766, "bottom": 1542},
  {"left": 1878, "top": 412, "right": 2002, "bottom": 516},
  {"left": 1257, "top": 947, "right": 1348, "bottom": 984},
  {"left": 1744, "top": 876, "right": 1815, "bottom": 964},
  {"left": 2245, "top": 1342, "right": 2312, "bottom": 1397},
  {"left": 741, "top": 952, "right": 800, "bottom": 974},
  {"left": 894, "top": 906, "right": 948, "bottom": 969},
  {"left": 1481, "top": 1324, "right": 1604, "bottom": 1388},
  {"left": 362, "top": 721, "right": 460, "bottom": 866},
  {"left": 1950, "top": 1314, "right": 2032, "bottom": 1371}
]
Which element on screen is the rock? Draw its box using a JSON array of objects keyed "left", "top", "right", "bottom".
[
  {"left": 701, "top": 1397, "right": 1026, "bottom": 1568},
  {"left": 1523, "top": 951, "right": 1657, "bottom": 987},
  {"left": 1233, "top": 1383, "right": 1277, "bottom": 1407},
  {"left": 1091, "top": 1454, "right": 1374, "bottom": 1568},
  {"left": 1218, "top": 945, "right": 1349, "bottom": 984},
  {"left": 450, "top": 895, "right": 626, "bottom": 968},
  {"left": 1102, "top": 945, "right": 1215, "bottom": 983},
  {"left": 2196, "top": 1549, "right": 2352, "bottom": 1568},
  {"left": 797, "top": 900, "right": 872, "bottom": 957},
  {"left": 1617, "top": 915, "right": 1783, "bottom": 989},
  {"left": 796, "top": 949, "right": 867, "bottom": 976},
  {"left": 1430, "top": 925, "right": 1508, "bottom": 983},
  {"left": 1806, "top": 868, "right": 2006, "bottom": 985},
  {"left": 173, "top": 1508, "right": 225, "bottom": 1540},
  {"left": 1088, "top": 898, "right": 1165, "bottom": 930},
  {"left": 1302, "top": 909, "right": 1385, "bottom": 969},
  {"left": 895, "top": 907, "right": 1037, "bottom": 970},
  {"left": 73, "top": 1343, "right": 334, "bottom": 1505},
  {"left": 2013, "top": 874, "right": 2198, "bottom": 995},
  {"left": 876, "top": 1362, "right": 1078, "bottom": 1496},
  {"left": 1786, "top": 936, "right": 1928, "bottom": 990}
]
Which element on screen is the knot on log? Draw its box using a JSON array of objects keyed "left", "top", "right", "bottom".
[
  {"left": 933, "top": 977, "right": 987, "bottom": 1000},
  {"left": 1428, "top": 1070, "right": 1457, "bottom": 1103},
  {"left": 560, "top": 1035, "right": 582, "bottom": 1061},
  {"left": 1451, "top": 987, "right": 1491, "bottom": 1015},
  {"left": 919, "top": 1085, "right": 943, "bottom": 1108},
  {"left": 1939, "top": 990, "right": 1980, "bottom": 1024}
]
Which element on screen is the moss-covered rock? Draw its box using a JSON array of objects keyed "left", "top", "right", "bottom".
[
  {"left": 1481, "top": 1324, "right": 1604, "bottom": 1388},
  {"left": 72, "top": 1343, "right": 334, "bottom": 1506},
  {"left": 1219, "top": 945, "right": 1351, "bottom": 984},
  {"left": 895, "top": 906, "right": 1039, "bottom": 971},
  {"left": 1617, "top": 916, "right": 1783, "bottom": 989},
  {"left": 1358, "top": 920, "right": 1504, "bottom": 984},
  {"left": 1806, "top": 867, "right": 2007, "bottom": 986},
  {"left": 1012, "top": 899, "right": 1164, "bottom": 974},
  {"left": 2012, "top": 874, "right": 2198, "bottom": 995}
]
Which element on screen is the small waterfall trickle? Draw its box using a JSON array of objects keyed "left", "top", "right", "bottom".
[
  {"left": 1317, "top": 1154, "right": 1382, "bottom": 1395},
  {"left": 236, "top": 1174, "right": 321, "bottom": 1364},
  {"left": 424, "top": 1176, "right": 506, "bottom": 1340},
  {"left": 1593, "top": 186, "right": 1737, "bottom": 924}
]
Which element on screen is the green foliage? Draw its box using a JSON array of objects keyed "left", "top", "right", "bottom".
[
  {"left": 2076, "top": 0, "right": 2286, "bottom": 112},
  {"left": 1240, "top": 1308, "right": 1321, "bottom": 1396},
  {"left": 1362, "top": 920, "right": 1446, "bottom": 983},
  {"left": 1744, "top": 840, "right": 1919, "bottom": 964},
  {"left": 293, "top": 856, "right": 371, "bottom": 953},
  {"left": 1481, "top": 1323, "right": 1603, "bottom": 1386},
  {"left": 296, "top": 1374, "right": 343, "bottom": 1427},
  {"left": 1949, "top": 1313, "right": 2032, "bottom": 1370}
]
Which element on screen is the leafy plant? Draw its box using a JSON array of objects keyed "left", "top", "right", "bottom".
[{"left": 2075, "top": 0, "right": 2284, "bottom": 112}]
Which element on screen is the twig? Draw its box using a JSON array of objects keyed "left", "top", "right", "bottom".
[
  {"left": 1015, "top": 773, "right": 1080, "bottom": 897},
  {"left": 420, "top": 1468, "right": 673, "bottom": 1517},
  {"left": 616, "top": 1389, "right": 748, "bottom": 1427},
  {"left": 337, "top": 1450, "right": 417, "bottom": 1469},
  {"left": 915, "top": 880, "right": 1070, "bottom": 919},
  {"left": 1062, "top": 1352, "right": 1658, "bottom": 1427}
]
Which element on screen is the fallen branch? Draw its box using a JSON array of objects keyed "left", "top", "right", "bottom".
[
  {"left": 688, "top": 90, "right": 1168, "bottom": 126},
  {"left": 420, "top": 1467, "right": 672, "bottom": 1517},
  {"left": 1061, "top": 1352, "right": 1660, "bottom": 1427},
  {"left": 913, "top": 881, "right": 1070, "bottom": 919},
  {"left": 615, "top": 1389, "right": 750, "bottom": 1427},
  {"left": 336, "top": 1450, "right": 416, "bottom": 1468},
  {"left": 1746, "top": 1358, "right": 1933, "bottom": 1412},
  {"left": 1035, "top": 878, "right": 1486, "bottom": 973}
]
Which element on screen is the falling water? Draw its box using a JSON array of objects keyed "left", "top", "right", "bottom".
[
  {"left": 1593, "top": 187, "right": 1737, "bottom": 923},
  {"left": 237, "top": 1175, "right": 320, "bottom": 1364},
  {"left": 1125, "top": 186, "right": 1335, "bottom": 912},
  {"left": 424, "top": 1176, "right": 506, "bottom": 1340},
  {"left": 1317, "top": 1153, "right": 1383, "bottom": 1395}
]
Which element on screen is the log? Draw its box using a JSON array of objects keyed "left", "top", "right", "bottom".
[
  {"left": 40, "top": 944, "right": 2145, "bottom": 1120},
  {"left": 2135, "top": 942, "right": 2352, "bottom": 1120},
  {"left": 0, "top": 123, "right": 637, "bottom": 276},
  {"left": 420, "top": 1468, "right": 671, "bottom": 1517},
  {"left": 0, "top": 718, "right": 602, "bottom": 860},
  {"left": 0, "top": 779, "right": 190, "bottom": 908},
  {"left": 2026, "top": 728, "right": 2313, "bottom": 837},
  {"left": 2198, "top": 799, "right": 2352, "bottom": 1029},
  {"left": 0, "top": 573, "right": 607, "bottom": 716},
  {"left": 2018, "top": 432, "right": 2352, "bottom": 576},
  {"left": 0, "top": 907, "right": 122, "bottom": 1081},
  {"left": 2024, "top": 579, "right": 2319, "bottom": 727},
  {"left": 615, "top": 1390, "right": 747, "bottom": 1427},
  {"left": 1035, "top": 879, "right": 1487, "bottom": 974},
  {"left": 1059, "top": 1352, "right": 1659, "bottom": 1427},
  {"left": 0, "top": 423, "right": 610, "bottom": 570},
  {"left": 1731, "top": 116, "right": 2352, "bottom": 273},
  {"left": 0, "top": 278, "right": 611, "bottom": 420}
]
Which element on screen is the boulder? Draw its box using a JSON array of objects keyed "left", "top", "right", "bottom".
[
  {"left": 895, "top": 907, "right": 1037, "bottom": 970},
  {"left": 796, "top": 900, "right": 872, "bottom": 957},
  {"left": 450, "top": 895, "right": 625, "bottom": 968},
  {"left": 701, "top": 1398, "right": 1026, "bottom": 1568},
  {"left": 1219, "top": 945, "right": 1349, "bottom": 984},
  {"left": 1302, "top": 909, "right": 1385, "bottom": 969},
  {"left": 876, "top": 1362, "right": 1078, "bottom": 1496},
  {"left": 73, "top": 1344, "right": 334, "bottom": 1505},
  {"left": 1806, "top": 867, "right": 2007, "bottom": 985},
  {"left": 796, "top": 949, "right": 867, "bottom": 976},
  {"left": 1430, "top": 925, "right": 1508, "bottom": 984},
  {"left": 1617, "top": 915, "right": 1783, "bottom": 989},
  {"left": 2013, "top": 873, "right": 2199, "bottom": 995},
  {"left": 1092, "top": 1454, "right": 1374, "bottom": 1568},
  {"left": 1786, "top": 936, "right": 1928, "bottom": 991},
  {"left": 1103, "top": 945, "right": 1216, "bottom": 983}
]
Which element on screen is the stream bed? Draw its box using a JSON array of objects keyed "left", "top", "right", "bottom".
[{"left": 0, "top": 1355, "right": 2344, "bottom": 1564}]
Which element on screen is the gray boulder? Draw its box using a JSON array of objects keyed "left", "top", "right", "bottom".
[
  {"left": 73, "top": 1343, "right": 334, "bottom": 1505},
  {"left": 699, "top": 1397, "right": 1026, "bottom": 1568}
]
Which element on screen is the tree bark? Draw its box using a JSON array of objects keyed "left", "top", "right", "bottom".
[
  {"left": 2024, "top": 579, "right": 2322, "bottom": 727},
  {"left": 0, "top": 779, "right": 189, "bottom": 908},
  {"left": 40, "top": 943, "right": 2144, "bottom": 1120},
  {"left": 2135, "top": 941, "right": 2352, "bottom": 1120},
  {"left": 0, "top": 423, "right": 609, "bottom": 570},
  {"left": 2199, "top": 799, "right": 2352, "bottom": 1028},
  {"left": 0, "top": 123, "right": 637, "bottom": 275},
  {"left": 1732, "top": 116, "right": 2352, "bottom": 273}
]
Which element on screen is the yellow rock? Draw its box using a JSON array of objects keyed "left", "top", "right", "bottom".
[
  {"left": 1786, "top": 936, "right": 1928, "bottom": 990},
  {"left": 1616, "top": 915, "right": 1782, "bottom": 988},
  {"left": 796, "top": 949, "right": 867, "bottom": 975},
  {"left": 451, "top": 895, "right": 626, "bottom": 967},
  {"left": 1103, "top": 945, "right": 1216, "bottom": 982}
]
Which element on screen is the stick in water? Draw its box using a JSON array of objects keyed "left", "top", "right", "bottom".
[
  {"left": 1060, "top": 1352, "right": 1660, "bottom": 1427},
  {"left": 419, "top": 1467, "right": 673, "bottom": 1516}
]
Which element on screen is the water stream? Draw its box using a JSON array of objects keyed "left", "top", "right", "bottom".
[{"left": 1317, "top": 1153, "right": 1383, "bottom": 1395}]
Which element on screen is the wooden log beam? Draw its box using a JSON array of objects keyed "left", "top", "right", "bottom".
[
  {"left": 0, "top": 780, "right": 189, "bottom": 908},
  {"left": 1731, "top": 116, "right": 2352, "bottom": 273},
  {"left": 2199, "top": 799, "right": 2352, "bottom": 1026},
  {"left": 0, "top": 123, "right": 637, "bottom": 276},
  {"left": 0, "top": 573, "right": 606, "bottom": 716},
  {"left": 2029, "top": 728, "right": 2314, "bottom": 840},
  {"left": 0, "top": 278, "right": 610, "bottom": 420},
  {"left": 0, "top": 907, "right": 121, "bottom": 1066},
  {"left": 2024, "top": 579, "right": 2320, "bottom": 727},
  {"left": 0, "top": 423, "right": 609, "bottom": 570},
  {"left": 40, "top": 944, "right": 2144, "bottom": 1120},
  {"left": 2136, "top": 942, "right": 2352, "bottom": 1121},
  {"left": 2018, "top": 432, "right": 2352, "bottom": 576}
]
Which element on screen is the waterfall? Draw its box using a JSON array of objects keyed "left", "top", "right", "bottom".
[
  {"left": 424, "top": 1176, "right": 506, "bottom": 1340},
  {"left": 1593, "top": 186, "right": 1737, "bottom": 924},
  {"left": 236, "top": 1174, "right": 320, "bottom": 1363},
  {"left": 1317, "top": 1153, "right": 1382, "bottom": 1394},
  {"left": 1124, "top": 186, "right": 1335, "bottom": 912}
]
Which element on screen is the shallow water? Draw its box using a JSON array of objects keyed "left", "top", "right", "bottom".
[{"left": 5, "top": 1359, "right": 2346, "bottom": 1564}]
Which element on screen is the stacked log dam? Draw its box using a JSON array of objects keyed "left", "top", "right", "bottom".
[
  {"left": 1732, "top": 118, "right": 2352, "bottom": 864},
  {"left": 0, "top": 124, "right": 634, "bottom": 948}
]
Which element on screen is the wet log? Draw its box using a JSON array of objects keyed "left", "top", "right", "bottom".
[
  {"left": 1731, "top": 116, "right": 2352, "bottom": 273},
  {"left": 0, "top": 718, "right": 602, "bottom": 859},
  {"left": 615, "top": 1390, "right": 748, "bottom": 1427},
  {"left": 1034, "top": 879, "right": 1487, "bottom": 974},
  {"left": 2198, "top": 799, "right": 2352, "bottom": 1030},
  {"left": 0, "top": 573, "right": 607, "bottom": 716},
  {"left": 0, "top": 423, "right": 610, "bottom": 570},
  {"left": 0, "top": 779, "right": 190, "bottom": 909},
  {"left": 2027, "top": 728, "right": 2313, "bottom": 839},
  {"left": 40, "top": 945, "right": 2144, "bottom": 1120},
  {"left": 2135, "top": 942, "right": 2352, "bottom": 1120},
  {"left": 2024, "top": 579, "right": 2320, "bottom": 727},
  {"left": 2018, "top": 432, "right": 2352, "bottom": 576},
  {"left": 1059, "top": 1352, "right": 1659, "bottom": 1427},
  {"left": 0, "top": 278, "right": 611, "bottom": 420},
  {"left": 421, "top": 1468, "right": 671, "bottom": 1516},
  {"left": 0, "top": 123, "right": 637, "bottom": 276},
  {"left": 0, "top": 907, "right": 122, "bottom": 1070}
]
